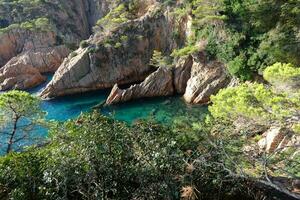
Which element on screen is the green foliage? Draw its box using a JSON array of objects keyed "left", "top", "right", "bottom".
[
  {"left": 0, "top": 111, "right": 296, "bottom": 199},
  {"left": 79, "top": 40, "right": 89, "bottom": 48},
  {"left": 150, "top": 50, "right": 172, "bottom": 68},
  {"left": 0, "top": 112, "right": 185, "bottom": 199},
  {"left": 171, "top": 45, "right": 198, "bottom": 58},
  {"left": 0, "top": 149, "right": 45, "bottom": 199},
  {"left": 209, "top": 83, "right": 300, "bottom": 126},
  {"left": 263, "top": 62, "right": 300, "bottom": 85},
  {"left": 191, "top": 0, "right": 226, "bottom": 26},
  {"left": 0, "top": 91, "right": 46, "bottom": 154},
  {"left": 0, "top": 91, "right": 42, "bottom": 121},
  {"left": 0, "top": 109, "right": 266, "bottom": 199},
  {"left": 95, "top": 3, "right": 130, "bottom": 30},
  {"left": 173, "top": 0, "right": 300, "bottom": 80},
  {"left": 114, "top": 42, "right": 122, "bottom": 48},
  {"left": 0, "top": 17, "right": 51, "bottom": 34},
  {"left": 69, "top": 51, "right": 78, "bottom": 58},
  {"left": 227, "top": 53, "right": 251, "bottom": 81},
  {"left": 206, "top": 81, "right": 300, "bottom": 189}
]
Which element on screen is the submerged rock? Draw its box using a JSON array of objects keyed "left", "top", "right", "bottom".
[
  {"left": 0, "top": 46, "right": 69, "bottom": 90},
  {"left": 184, "top": 52, "right": 230, "bottom": 104},
  {"left": 106, "top": 67, "right": 174, "bottom": 105}
]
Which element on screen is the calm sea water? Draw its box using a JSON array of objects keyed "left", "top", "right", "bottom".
[
  {"left": 0, "top": 75, "right": 207, "bottom": 154},
  {"left": 29, "top": 75, "right": 208, "bottom": 124}
]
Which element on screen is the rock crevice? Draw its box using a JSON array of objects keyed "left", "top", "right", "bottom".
[{"left": 40, "top": 5, "right": 178, "bottom": 98}]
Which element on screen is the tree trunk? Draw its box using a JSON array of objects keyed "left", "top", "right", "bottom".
[{"left": 6, "top": 115, "right": 19, "bottom": 154}]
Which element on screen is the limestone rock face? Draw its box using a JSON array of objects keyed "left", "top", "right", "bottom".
[
  {"left": 106, "top": 67, "right": 174, "bottom": 105},
  {"left": 40, "top": 6, "right": 178, "bottom": 98},
  {"left": 257, "top": 127, "right": 300, "bottom": 153},
  {"left": 0, "top": 0, "right": 115, "bottom": 90},
  {"left": 184, "top": 52, "right": 230, "bottom": 104},
  {"left": 174, "top": 55, "right": 193, "bottom": 94},
  {"left": 258, "top": 127, "right": 287, "bottom": 153},
  {"left": 0, "top": 30, "right": 57, "bottom": 67},
  {"left": 0, "top": 46, "right": 69, "bottom": 90}
]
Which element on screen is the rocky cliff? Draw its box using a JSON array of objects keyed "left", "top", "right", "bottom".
[
  {"left": 0, "top": 0, "right": 230, "bottom": 104},
  {"left": 40, "top": 3, "right": 180, "bottom": 98},
  {"left": 0, "top": 0, "right": 113, "bottom": 90},
  {"left": 105, "top": 50, "right": 229, "bottom": 105}
]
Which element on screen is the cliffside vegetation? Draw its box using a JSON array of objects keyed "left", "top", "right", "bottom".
[
  {"left": 0, "top": 0, "right": 299, "bottom": 199},
  {"left": 0, "top": 62, "right": 299, "bottom": 199},
  {"left": 170, "top": 0, "right": 300, "bottom": 80}
]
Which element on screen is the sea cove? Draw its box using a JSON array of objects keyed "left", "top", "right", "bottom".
[
  {"left": 29, "top": 76, "right": 207, "bottom": 123},
  {"left": 0, "top": 0, "right": 299, "bottom": 199}
]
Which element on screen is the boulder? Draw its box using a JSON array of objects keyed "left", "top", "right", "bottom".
[
  {"left": 106, "top": 67, "right": 174, "bottom": 105},
  {"left": 0, "top": 29, "right": 57, "bottom": 67},
  {"left": 184, "top": 52, "right": 230, "bottom": 104},
  {"left": 0, "top": 46, "right": 69, "bottom": 90}
]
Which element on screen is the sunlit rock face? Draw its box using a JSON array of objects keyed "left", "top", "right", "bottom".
[
  {"left": 40, "top": 4, "right": 180, "bottom": 98},
  {"left": 0, "top": 46, "right": 69, "bottom": 90},
  {"left": 105, "top": 67, "right": 174, "bottom": 105},
  {"left": 183, "top": 52, "right": 230, "bottom": 104},
  {"left": 0, "top": 0, "right": 113, "bottom": 90}
]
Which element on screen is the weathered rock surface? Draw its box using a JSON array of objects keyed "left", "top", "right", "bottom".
[
  {"left": 40, "top": 5, "right": 178, "bottom": 98},
  {"left": 258, "top": 127, "right": 300, "bottom": 153},
  {"left": 0, "top": 30, "right": 57, "bottom": 67},
  {"left": 174, "top": 55, "right": 193, "bottom": 94},
  {"left": 258, "top": 127, "right": 288, "bottom": 153},
  {"left": 106, "top": 67, "right": 174, "bottom": 105},
  {"left": 184, "top": 52, "right": 230, "bottom": 104},
  {"left": 105, "top": 50, "right": 230, "bottom": 105},
  {"left": 0, "top": 0, "right": 116, "bottom": 90},
  {"left": 0, "top": 46, "right": 69, "bottom": 90}
]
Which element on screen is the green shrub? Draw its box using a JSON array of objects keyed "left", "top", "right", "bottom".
[
  {"left": 114, "top": 42, "right": 122, "bottom": 48},
  {"left": 150, "top": 50, "right": 172, "bottom": 68},
  {"left": 171, "top": 45, "right": 198, "bottom": 58},
  {"left": 263, "top": 62, "right": 300, "bottom": 84},
  {"left": 228, "top": 54, "right": 252, "bottom": 81},
  {"left": 209, "top": 83, "right": 300, "bottom": 126},
  {"left": 79, "top": 40, "right": 89, "bottom": 48},
  {"left": 69, "top": 51, "right": 78, "bottom": 58},
  {"left": 96, "top": 3, "right": 129, "bottom": 30}
]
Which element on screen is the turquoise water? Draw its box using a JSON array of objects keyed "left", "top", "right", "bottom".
[
  {"left": 0, "top": 75, "right": 207, "bottom": 153},
  {"left": 29, "top": 75, "right": 208, "bottom": 124}
]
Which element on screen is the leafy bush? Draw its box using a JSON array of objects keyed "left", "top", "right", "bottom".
[
  {"left": 0, "top": 111, "right": 272, "bottom": 199},
  {"left": 150, "top": 50, "right": 172, "bottom": 68},
  {"left": 171, "top": 45, "right": 198, "bottom": 58},
  {"left": 79, "top": 40, "right": 89, "bottom": 48},
  {"left": 95, "top": 4, "right": 129, "bottom": 30},
  {"left": 210, "top": 83, "right": 300, "bottom": 125},
  {"left": 0, "top": 17, "right": 51, "bottom": 34},
  {"left": 0, "top": 112, "right": 185, "bottom": 199},
  {"left": 263, "top": 62, "right": 300, "bottom": 84}
]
